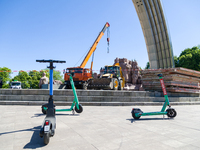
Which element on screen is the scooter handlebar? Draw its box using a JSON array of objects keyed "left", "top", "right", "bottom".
[
  {"left": 36, "top": 59, "right": 66, "bottom": 63},
  {"left": 66, "top": 72, "right": 75, "bottom": 77}
]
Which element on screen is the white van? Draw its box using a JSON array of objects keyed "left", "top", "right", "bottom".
[{"left": 10, "top": 81, "right": 22, "bottom": 89}]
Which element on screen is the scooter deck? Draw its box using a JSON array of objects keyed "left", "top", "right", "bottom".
[
  {"left": 56, "top": 109, "right": 72, "bottom": 112},
  {"left": 135, "top": 111, "right": 167, "bottom": 117}
]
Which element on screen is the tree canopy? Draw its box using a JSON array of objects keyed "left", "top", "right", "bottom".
[
  {"left": 175, "top": 46, "right": 200, "bottom": 71},
  {"left": 13, "top": 71, "right": 31, "bottom": 89},
  {"left": 53, "top": 70, "right": 64, "bottom": 82},
  {"left": 0, "top": 67, "right": 12, "bottom": 88},
  {"left": 12, "top": 69, "right": 64, "bottom": 89},
  {"left": 145, "top": 62, "right": 150, "bottom": 69}
]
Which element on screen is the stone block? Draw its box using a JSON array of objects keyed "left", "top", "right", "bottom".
[
  {"left": 1, "top": 89, "right": 11, "bottom": 95},
  {"left": 37, "top": 89, "right": 49, "bottom": 95}
]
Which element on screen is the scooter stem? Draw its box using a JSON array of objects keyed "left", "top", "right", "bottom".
[
  {"left": 48, "top": 62, "right": 55, "bottom": 96},
  {"left": 158, "top": 74, "right": 170, "bottom": 112},
  {"left": 69, "top": 75, "right": 79, "bottom": 109}
]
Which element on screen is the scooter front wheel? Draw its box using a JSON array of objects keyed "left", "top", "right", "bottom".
[
  {"left": 75, "top": 104, "right": 83, "bottom": 113},
  {"left": 44, "top": 132, "right": 50, "bottom": 145},
  {"left": 42, "top": 104, "right": 47, "bottom": 114},
  {"left": 166, "top": 108, "right": 177, "bottom": 118},
  {"left": 41, "top": 104, "right": 56, "bottom": 114}
]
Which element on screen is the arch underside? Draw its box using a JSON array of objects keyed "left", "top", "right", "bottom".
[{"left": 132, "top": 0, "right": 175, "bottom": 69}]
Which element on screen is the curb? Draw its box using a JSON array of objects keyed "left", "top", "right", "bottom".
[{"left": 0, "top": 101, "right": 200, "bottom": 106}]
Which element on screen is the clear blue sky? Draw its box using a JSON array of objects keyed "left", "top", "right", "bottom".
[{"left": 1, "top": 0, "right": 200, "bottom": 78}]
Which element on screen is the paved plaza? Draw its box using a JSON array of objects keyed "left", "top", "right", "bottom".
[{"left": 0, "top": 105, "right": 199, "bottom": 150}]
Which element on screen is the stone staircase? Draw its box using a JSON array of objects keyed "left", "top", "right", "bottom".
[{"left": 0, "top": 89, "right": 200, "bottom": 106}]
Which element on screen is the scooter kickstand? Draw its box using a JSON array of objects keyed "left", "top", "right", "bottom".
[{"left": 72, "top": 109, "right": 75, "bottom": 115}]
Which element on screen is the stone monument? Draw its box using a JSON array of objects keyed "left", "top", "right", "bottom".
[
  {"left": 132, "top": 0, "right": 175, "bottom": 69},
  {"left": 114, "top": 58, "right": 143, "bottom": 91},
  {"left": 39, "top": 72, "right": 49, "bottom": 88}
]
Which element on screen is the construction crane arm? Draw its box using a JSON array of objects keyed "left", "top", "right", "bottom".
[{"left": 79, "top": 22, "right": 110, "bottom": 68}]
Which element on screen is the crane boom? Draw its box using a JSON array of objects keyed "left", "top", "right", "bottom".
[
  {"left": 79, "top": 22, "right": 110, "bottom": 68},
  {"left": 64, "top": 22, "right": 110, "bottom": 89}
]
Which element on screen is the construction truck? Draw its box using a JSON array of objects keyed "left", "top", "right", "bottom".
[
  {"left": 64, "top": 22, "right": 110, "bottom": 89},
  {"left": 87, "top": 63, "right": 125, "bottom": 90}
]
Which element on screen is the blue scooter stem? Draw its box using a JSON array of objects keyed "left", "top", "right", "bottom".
[{"left": 49, "top": 69, "right": 53, "bottom": 96}]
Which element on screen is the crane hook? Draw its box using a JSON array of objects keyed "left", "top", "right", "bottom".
[{"left": 107, "top": 25, "right": 110, "bottom": 53}]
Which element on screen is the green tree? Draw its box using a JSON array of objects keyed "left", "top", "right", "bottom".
[
  {"left": 53, "top": 70, "right": 64, "bottom": 82},
  {"left": 12, "top": 69, "right": 64, "bottom": 89},
  {"left": 0, "top": 67, "right": 12, "bottom": 88},
  {"left": 176, "top": 46, "right": 200, "bottom": 71},
  {"left": 174, "top": 56, "right": 179, "bottom": 67},
  {"left": 145, "top": 62, "right": 150, "bottom": 69},
  {"left": 12, "top": 70, "right": 49, "bottom": 89},
  {"left": 13, "top": 71, "right": 31, "bottom": 88},
  {"left": 29, "top": 70, "right": 49, "bottom": 89},
  {"left": 44, "top": 68, "right": 64, "bottom": 82},
  {"left": 27, "top": 69, "right": 64, "bottom": 88}
]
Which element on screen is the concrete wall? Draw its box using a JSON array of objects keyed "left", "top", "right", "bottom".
[{"left": 0, "top": 89, "right": 199, "bottom": 106}]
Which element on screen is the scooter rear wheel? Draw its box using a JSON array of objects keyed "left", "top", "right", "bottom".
[
  {"left": 132, "top": 112, "right": 141, "bottom": 120},
  {"left": 166, "top": 108, "right": 177, "bottom": 118},
  {"left": 44, "top": 132, "right": 50, "bottom": 145},
  {"left": 75, "top": 104, "right": 83, "bottom": 113}
]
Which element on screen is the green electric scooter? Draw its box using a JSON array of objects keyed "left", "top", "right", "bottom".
[
  {"left": 41, "top": 73, "right": 83, "bottom": 115},
  {"left": 131, "top": 74, "right": 177, "bottom": 120}
]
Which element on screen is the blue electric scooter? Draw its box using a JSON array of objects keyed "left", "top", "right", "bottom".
[{"left": 36, "top": 59, "right": 66, "bottom": 145}]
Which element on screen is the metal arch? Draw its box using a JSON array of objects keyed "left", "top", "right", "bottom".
[{"left": 132, "top": 0, "right": 175, "bottom": 69}]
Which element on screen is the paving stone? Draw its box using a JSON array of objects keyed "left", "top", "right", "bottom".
[{"left": 0, "top": 105, "right": 200, "bottom": 149}]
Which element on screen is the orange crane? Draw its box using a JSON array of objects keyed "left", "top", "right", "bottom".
[{"left": 64, "top": 22, "right": 110, "bottom": 89}]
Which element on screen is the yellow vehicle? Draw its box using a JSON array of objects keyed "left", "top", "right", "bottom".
[
  {"left": 64, "top": 22, "right": 110, "bottom": 89},
  {"left": 87, "top": 63, "right": 125, "bottom": 90}
]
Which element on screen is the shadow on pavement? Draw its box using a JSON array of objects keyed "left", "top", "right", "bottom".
[
  {"left": 32, "top": 113, "right": 79, "bottom": 118},
  {"left": 23, "top": 126, "right": 45, "bottom": 149},
  {"left": 127, "top": 117, "right": 173, "bottom": 123},
  {"left": 31, "top": 113, "right": 44, "bottom": 118},
  {"left": 0, "top": 126, "right": 45, "bottom": 149},
  {"left": 56, "top": 113, "right": 79, "bottom": 116}
]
